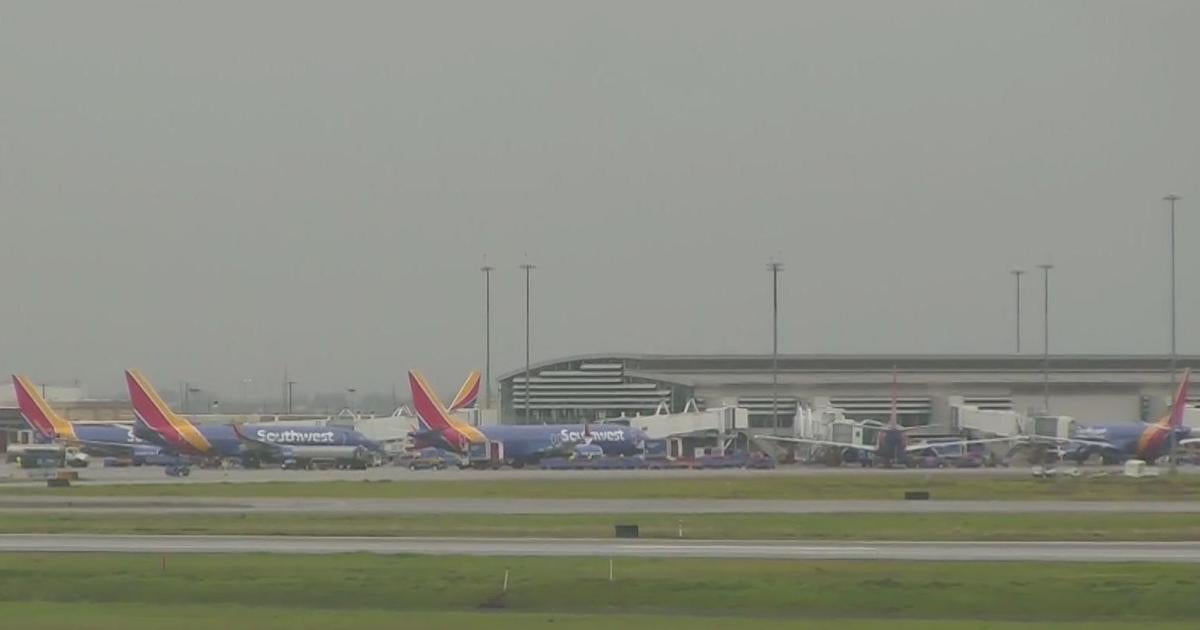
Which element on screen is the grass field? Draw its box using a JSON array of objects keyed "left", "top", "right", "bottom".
[
  {"left": 5, "top": 473, "right": 1200, "bottom": 500},
  {"left": 1, "top": 553, "right": 1199, "bottom": 622},
  {"left": 5, "top": 602, "right": 1196, "bottom": 630},
  {"left": 3, "top": 602, "right": 1197, "bottom": 630},
  {"left": 6, "top": 511, "right": 1200, "bottom": 540}
]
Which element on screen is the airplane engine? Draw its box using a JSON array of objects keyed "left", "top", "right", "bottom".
[{"left": 279, "top": 446, "right": 368, "bottom": 461}]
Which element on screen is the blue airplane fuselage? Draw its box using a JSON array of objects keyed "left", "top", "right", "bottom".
[
  {"left": 483, "top": 424, "right": 644, "bottom": 461},
  {"left": 1064, "top": 422, "right": 1192, "bottom": 463},
  {"left": 414, "top": 422, "right": 644, "bottom": 462},
  {"left": 34, "top": 423, "right": 162, "bottom": 460},
  {"left": 134, "top": 422, "right": 381, "bottom": 459}
]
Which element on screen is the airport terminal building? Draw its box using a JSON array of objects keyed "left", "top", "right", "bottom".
[{"left": 498, "top": 354, "right": 1200, "bottom": 430}]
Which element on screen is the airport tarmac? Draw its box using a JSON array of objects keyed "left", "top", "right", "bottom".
[
  {"left": 4, "top": 495, "right": 1200, "bottom": 514},
  {"left": 3, "top": 533, "right": 1198, "bottom": 562},
  {"left": 0, "top": 461, "right": 1185, "bottom": 486}
]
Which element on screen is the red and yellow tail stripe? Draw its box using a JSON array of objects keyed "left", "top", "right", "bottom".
[
  {"left": 408, "top": 370, "right": 486, "bottom": 449},
  {"left": 448, "top": 371, "right": 482, "bottom": 412},
  {"left": 11, "top": 375, "right": 77, "bottom": 440},
  {"left": 1137, "top": 369, "right": 1192, "bottom": 458},
  {"left": 125, "top": 369, "right": 213, "bottom": 455},
  {"left": 1166, "top": 369, "right": 1192, "bottom": 428}
]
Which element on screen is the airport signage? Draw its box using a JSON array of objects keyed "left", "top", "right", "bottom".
[
  {"left": 559, "top": 428, "right": 625, "bottom": 443},
  {"left": 255, "top": 429, "right": 337, "bottom": 444}
]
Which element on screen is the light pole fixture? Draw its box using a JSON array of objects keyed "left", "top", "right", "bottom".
[
  {"left": 481, "top": 264, "right": 494, "bottom": 410},
  {"left": 1010, "top": 269, "right": 1025, "bottom": 353},
  {"left": 1038, "top": 263, "right": 1054, "bottom": 413},
  {"left": 519, "top": 262, "right": 535, "bottom": 422},
  {"left": 1164, "top": 194, "right": 1183, "bottom": 472},
  {"left": 767, "top": 261, "right": 783, "bottom": 433}
]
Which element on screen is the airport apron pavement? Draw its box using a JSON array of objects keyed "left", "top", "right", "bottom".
[
  {"left": 3, "top": 534, "right": 1200, "bottom": 562},
  {"left": 5, "top": 496, "right": 1200, "bottom": 514}
]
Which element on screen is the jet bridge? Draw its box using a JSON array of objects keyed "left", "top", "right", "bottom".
[
  {"left": 763, "top": 405, "right": 872, "bottom": 462},
  {"left": 948, "top": 399, "right": 1076, "bottom": 440},
  {"left": 950, "top": 404, "right": 1026, "bottom": 437},
  {"left": 795, "top": 406, "right": 866, "bottom": 442},
  {"left": 949, "top": 401, "right": 1071, "bottom": 462},
  {"left": 624, "top": 402, "right": 748, "bottom": 454}
]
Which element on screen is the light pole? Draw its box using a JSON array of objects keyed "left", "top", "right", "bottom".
[
  {"left": 241, "top": 378, "right": 253, "bottom": 407},
  {"left": 1010, "top": 269, "right": 1025, "bottom": 353},
  {"left": 286, "top": 380, "right": 296, "bottom": 414},
  {"left": 768, "top": 261, "right": 783, "bottom": 433},
  {"left": 346, "top": 387, "right": 357, "bottom": 414},
  {"left": 1164, "top": 194, "right": 1182, "bottom": 472},
  {"left": 481, "top": 265, "right": 494, "bottom": 410},
  {"left": 1038, "top": 264, "right": 1053, "bottom": 413},
  {"left": 520, "top": 263, "right": 535, "bottom": 423}
]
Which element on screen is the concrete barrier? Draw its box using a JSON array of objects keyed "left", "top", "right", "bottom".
[{"left": 614, "top": 524, "right": 640, "bottom": 538}]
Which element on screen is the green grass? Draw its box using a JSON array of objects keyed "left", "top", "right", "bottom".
[
  {"left": 6, "top": 511, "right": 1200, "bottom": 541},
  {"left": 2, "top": 553, "right": 1199, "bottom": 622},
  {"left": 5, "top": 602, "right": 1195, "bottom": 630},
  {"left": 6, "top": 474, "right": 1200, "bottom": 500},
  {"left": 3, "top": 602, "right": 1197, "bottom": 630}
]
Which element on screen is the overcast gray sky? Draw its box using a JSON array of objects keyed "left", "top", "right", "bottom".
[{"left": 2, "top": 0, "right": 1198, "bottom": 401}]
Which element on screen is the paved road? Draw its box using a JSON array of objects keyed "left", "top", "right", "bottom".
[
  {"left": 2, "top": 533, "right": 1197, "bottom": 562},
  {"left": 4, "top": 461, "right": 1188, "bottom": 486},
  {"left": 5, "top": 496, "right": 1200, "bottom": 514}
]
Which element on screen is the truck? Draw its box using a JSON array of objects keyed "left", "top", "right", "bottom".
[{"left": 467, "top": 441, "right": 505, "bottom": 469}]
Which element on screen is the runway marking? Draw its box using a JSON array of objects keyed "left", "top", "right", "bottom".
[
  {"left": 619, "top": 544, "right": 879, "bottom": 553},
  {"left": 7, "top": 534, "right": 1200, "bottom": 562}
]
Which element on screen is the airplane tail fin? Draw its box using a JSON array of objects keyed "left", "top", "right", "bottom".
[
  {"left": 447, "top": 371, "right": 482, "bottom": 412},
  {"left": 408, "top": 370, "right": 485, "bottom": 445},
  {"left": 11, "top": 375, "right": 76, "bottom": 440},
  {"left": 408, "top": 370, "right": 458, "bottom": 433},
  {"left": 1167, "top": 368, "right": 1192, "bottom": 428},
  {"left": 124, "top": 369, "right": 212, "bottom": 454}
]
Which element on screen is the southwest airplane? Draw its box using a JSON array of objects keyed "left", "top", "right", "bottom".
[
  {"left": 408, "top": 370, "right": 482, "bottom": 450},
  {"left": 1039, "top": 368, "right": 1195, "bottom": 464},
  {"left": 408, "top": 370, "right": 645, "bottom": 466},
  {"left": 125, "top": 369, "right": 382, "bottom": 467},
  {"left": 12, "top": 374, "right": 161, "bottom": 462},
  {"left": 757, "top": 369, "right": 1020, "bottom": 467}
]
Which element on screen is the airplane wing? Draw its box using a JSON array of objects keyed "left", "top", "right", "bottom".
[
  {"left": 529, "top": 425, "right": 606, "bottom": 459},
  {"left": 1015, "top": 435, "right": 1117, "bottom": 449},
  {"left": 903, "top": 436, "right": 1027, "bottom": 452},
  {"left": 408, "top": 428, "right": 456, "bottom": 451},
  {"left": 55, "top": 425, "right": 162, "bottom": 458},
  {"left": 1177, "top": 437, "right": 1200, "bottom": 447},
  {"left": 230, "top": 425, "right": 285, "bottom": 456},
  {"left": 537, "top": 431, "right": 588, "bottom": 458},
  {"left": 754, "top": 435, "right": 878, "bottom": 453},
  {"left": 408, "top": 428, "right": 442, "bottom": 441},
  {"left": 65, "top": 438, "right": 161, "bottom": 459}
]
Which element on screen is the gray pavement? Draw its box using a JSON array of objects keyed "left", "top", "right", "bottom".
[
  {"left": 3, "top": 461, "right": 1186, "bottom": 486},
  {"left": 2, "top": 533, "right": 1198, "bottom": 562},
  {"left": 4, "top": 495, "right": 1200, "bottom": 514}
]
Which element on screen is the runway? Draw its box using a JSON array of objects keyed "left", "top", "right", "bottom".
[
  {"left": 6, "top": 495, "right": 1200, "bottom": 514},
  {"left": 3, "top": 461, "right": 1186, "bottom": 486},
  {"left": 2, "top": 533, "right": 1198, "bottom": 562}
]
